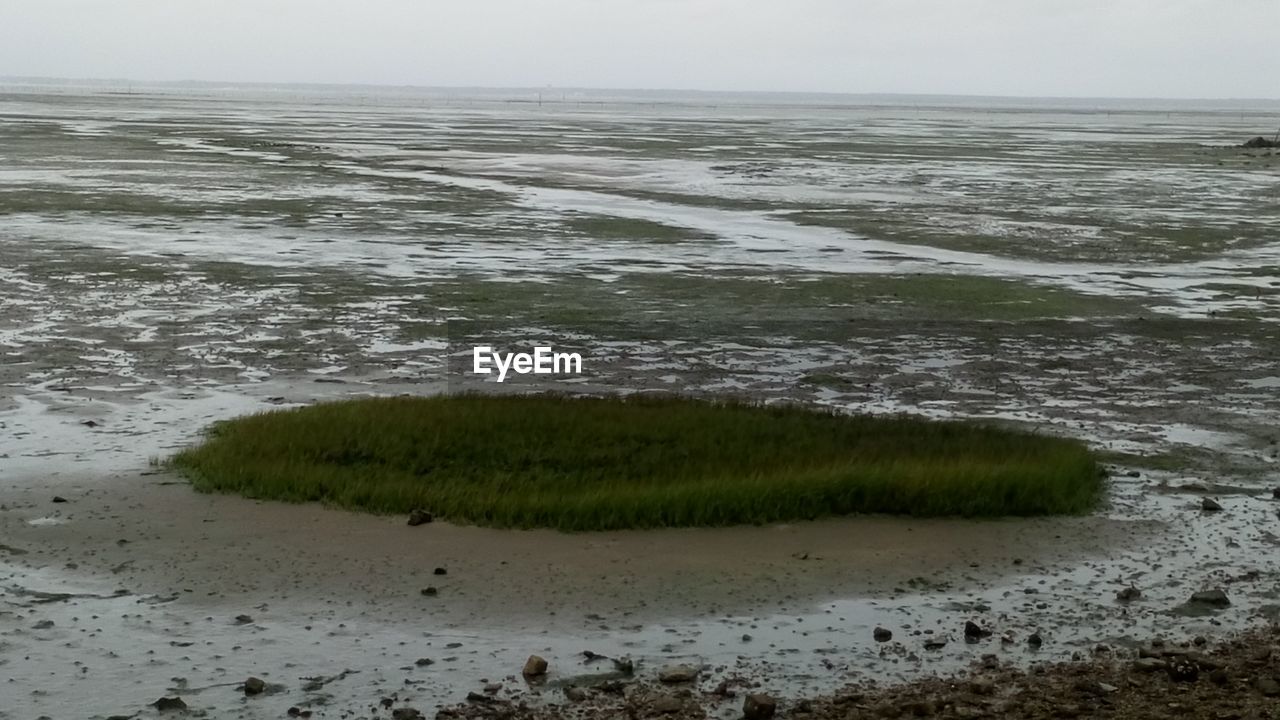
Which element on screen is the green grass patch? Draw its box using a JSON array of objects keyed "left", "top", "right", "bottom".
[{"left": 168, "top": 394, "right": 1102, "bottom": 531}]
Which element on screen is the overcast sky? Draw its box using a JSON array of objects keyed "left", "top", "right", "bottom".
[{"left": 1, "top": 0, "right": 1277, "bottom": 98}]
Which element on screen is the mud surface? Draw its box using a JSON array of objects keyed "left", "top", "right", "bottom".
[{"left": 1, "top": 85, "right": 1279, "bottom": 718}]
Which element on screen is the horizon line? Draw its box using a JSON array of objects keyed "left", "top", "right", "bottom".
[{"left": 3, "top": 74, "right": 1280, "bottom": 105}]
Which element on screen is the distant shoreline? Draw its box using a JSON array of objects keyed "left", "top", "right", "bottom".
[{"left": 2, "top": 74, "right": 1279, "bottom": 110}]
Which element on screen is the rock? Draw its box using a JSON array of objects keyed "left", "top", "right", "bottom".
[
  {"left": 650, "top": 695, "right": 685, "bottom": 714},
  {"left": 1201, "top": 497, "right": 1223, "bottom": 512},
  {"left": 522, "top": 654, "right": 548, "bottom": 677},
  {"left": 1243, "top": 136, "right": 1279, "bottom": 149},
  {"left": 1028, "top": 632, "right": 1043, "bottom": 647},
  {"left": 415, "top": 657, "right": 435, "bottom": 667},
  {"left": 433, "top": 567, "right": 447, "bottom": 575},
  {"left": 243, "top": 676, "right": 266, "bottom": 695},
  {"left": 407, "top": 509, "right": 433, "bottom": 526},
  {"left": 32, "top": 619, "right": 54, "bottom": 629},
  {"left": 233, "top": 614, "right": 253, "bottom": 625},
  {"left": 968, "top": 679, "right": 996, "bottom": 696},
  {"left": 483, "top": 682, "right": 502, "bottom": 694},
  {"left": 613, "top": 656, "right": 635, "bottom": 675},
  {"left": 1133, "top": 658, "right": 1167, "bottom": 673},
  {"left": 1166, "top": 657, "right": 1200, "bottom": 682},
  {"left": 564, "top": 686, "right": 588, "bottom": 702},
  {"left": 152, "top": 697, "right": 188, "bottom": 712},
  {"left": 391, "top": 709, "right": 423, "bottom": 720},
  {"left": 420, "top": 587, "right": 438, "bottom": 597},
  {"left": 658, "top": 664, "right": 700, "bottom": 683},
  {"left": 743, "top": 693, "right": 778, "bottom": 720},
  {"left": 1257, "top": 677, "right": 1280, "bottom": 697},
  {"left": 964, "top": 620, "right": 990, "bottom": 640},
  {"left": 1272, "top": 487, "right": 1280, "bottom": 499},
  {"left": 1189, "top": 588, "right": 1231, "bottom": 607},
  {"left": 923, "top": 639, "right": 947, "bottom": 651},
  {"left": 873, "top": 627, "right": 893, "bottom": 642},
  {"left": 902, "top": 699, "right": 937, "bottom": 716},
  {"left": 52, "top": 496, "right": 68, "bottom": 503},
  {"left": 1116, "top": 586, "right": 1142, "bottom": 602}
]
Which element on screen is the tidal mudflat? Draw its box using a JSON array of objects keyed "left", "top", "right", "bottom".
[{"left": 1, "top": 85, "right": 1278, "bottom": 718}]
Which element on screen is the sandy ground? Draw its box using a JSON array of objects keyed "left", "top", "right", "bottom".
[
  {"left": 2, "top": 377, "right": 1278, "bottom": 720},
  {"left": 2, "top": 467, "right": 1150, "bottom": 629}
]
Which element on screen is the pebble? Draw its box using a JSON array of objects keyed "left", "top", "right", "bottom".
[
  {"left": 522, "top": 655, "right": 548, "bottom": 677},
  {"left": 743, "top": 693, "right": 778, "bottom": 720},
  {"left": 658, "top": 664, "right": 700, "bottom": 683}
]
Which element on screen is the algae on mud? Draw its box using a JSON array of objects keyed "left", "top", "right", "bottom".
[{"left": 168, "top": 394, "right": 1102, "bottom": 530}]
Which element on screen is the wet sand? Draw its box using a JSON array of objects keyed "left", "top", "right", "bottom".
[{"left": 2, "top": 467, "right": 1152, "bottom": 628}]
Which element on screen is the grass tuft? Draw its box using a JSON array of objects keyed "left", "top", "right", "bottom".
[{"left": 168, "top": 394, "right": 1102, "bottom": 531}]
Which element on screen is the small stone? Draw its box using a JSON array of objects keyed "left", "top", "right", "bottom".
[
  {"left": 968, "top": 679, "right": 996, "bottom": 696},
  {"left": 1257, "top": 677, "right": 1280, "bottom": 697},
  {"left": 923, "top": 639, "right": 947, "bottom": 651},
  {"left": 1166, "top": 657, "right": 1199, "bottom": 682},
  {"left": 1272, "top": 487, "right": 1280, "bottom": 500},
  {"left": 650, "top": 695, "right": 684, "bottom": 714},
  {"left": 522, "top": 654, "right": 548, "bottom": 677},
  {"left": 1193, "top": 635, "right": 1207, "bottom": 646},
  {"left": 391, "top": 709, "right": 423, "bottom": 720},
  {"left": 1202, "top": 497, "right": 1223, "bottom": 512},
  {"left": 1027, "top": 632, "right": 1044, "bottom": 647},
  {"left": 152, "top": 697, "right": 188, "bottom": 712},
  {"left": 1133, "top": 658, "right": 1167, "bottom": 673},
  {"left": 32, "top": 619, "right": 54, "bottom": 629},
  {"left": 420, "top": 587, "right": 438, "bottom": 597},
  {"left": 873, "top": 627, "right": 893, "bottom": 642},
  {"left": 433, "top": 567, "right": 447, "bottom": 575},
  {"left": 52, "top": 496, "right": 68, "bottom": 503},
  {"left": 1189, "top": 589, "right": 1231, "bottom": 607},
  {"left": 613, "top": 656, "right": 634, "bottom": 675},
  {"left": 233, "top": 614, "right": 253, "bottom": 625},
  {"left": 658, "top": 664, "right": 700, "bottom": 683},
  {"left": 407, "top": 509, "right": 433, "bottom": 526},
  {"left": 964, "top": 620, "right": 989, "bottom": 640},
  {"left": 414, "top": 657, "right": 435, "bottom": 667},
  {"left": 483, "top": 682, "right": 502, "bottom": 694},
  {"left": 564, "top": 686, "right": 588, "bottom": 702},
  {"left": 1116, "top": 586, "right": 1141, "bottom": 602},
  {"left": 743, "top": 693, "right": 777, "bottom": 720},
  {"left": 243, "top": 676, "right": 266, "bottom": 695}
]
